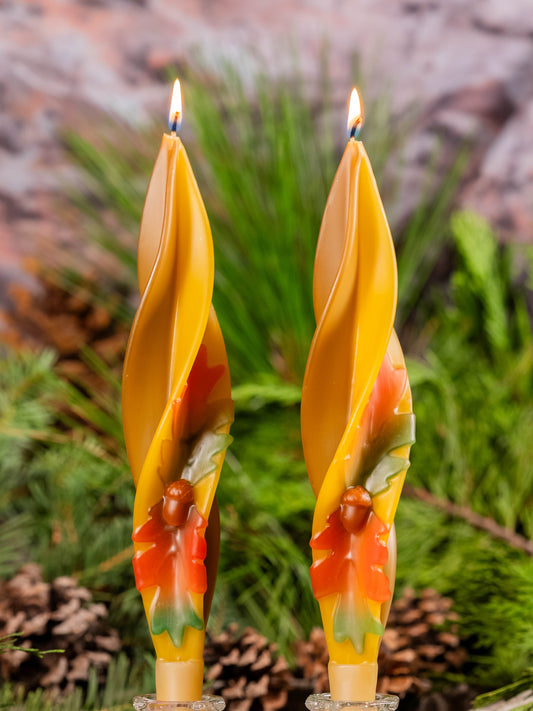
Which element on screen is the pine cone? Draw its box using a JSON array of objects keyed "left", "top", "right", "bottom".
[
  {"left": 293, "top": 588, "right": 469, "bottom": 702},
  {"left": 292, "top": 627, "right": 329, "bottom": 694},
  {"left": 204, "top": 625, "right": 291, "bottom": 711},
  {"left": 3, "top": 267, "right": 128, "bottom": 386},
  {"left": 0, "top": 564, "right": 121, "bottom": 697},
  {"left": 379, "top": 587, "right": 467, "bottom": 697}
]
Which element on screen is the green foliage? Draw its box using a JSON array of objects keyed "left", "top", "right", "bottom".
[
  {"left": 0, "top": 349, "right": 59, "bottom": 476},
  {"left": 0, "top": 348, "right": 137, "bottom": 614},
  {"left": 0, "top": 653, "right": 146, "bottom": 711},
  {"left": 396, "top": 497, "right": 533, "bottom": 686},
  {"left": 451, "top": 211, "right": 511, "bottom": 353},
  {"left": 213, "top": 402, "right": 316, "bottom": 655},
  {"left": 395, "top": 149, "right": 468, "bottom": 328},
  {"left": 409, "top": 211, "right": 533, "bottom": 537},
  {"left": 60, "top": 125, "right": 152, "bottom": 326},
  {"left": 399, "top": 213, "right": 533, "bottom": 685},
  {"left": 0, "top": 350, "right": 61, "bottom": 576},
  {"left": 185, "top": 67, "right": 334, "bottom": 382},
  {"left": 18, "top": 421, "right": 133, "bottom": 588},
  {"left": 474, "top": 669, "right": 533, "bottom": 708}
]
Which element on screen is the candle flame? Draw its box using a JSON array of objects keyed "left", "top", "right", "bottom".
[
  {"left": 347, "top": 88, "right": 364, "bottom": 139},
  {"left": 168, "top": 79, "right": 183, "bottom": 133}
]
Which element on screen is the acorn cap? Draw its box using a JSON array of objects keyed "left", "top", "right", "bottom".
[
  {"left": 341, "top": 485, "right": 372, "bottom": 508},
  {"left": 162, "top": 479, "right": 195, "bottom": 527},
  {"left": 165, "top": 479, "right": 195, "bottom": 503}
]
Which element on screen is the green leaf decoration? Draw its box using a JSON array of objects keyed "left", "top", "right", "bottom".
[
  {"left": 362, "top": 413, "right": 416, "bottom": 496},
  {"left": 364, "top": 454, "right": 409, "bottom": 497},
  {"left": 183, "top": 429, "right": 234, "bottom": 486},
  {"left": 333, "top": 592, "right": 385, "bottom": 655},
  {"left": 150, "top": 591, "right": 204, "bottom": 648}
]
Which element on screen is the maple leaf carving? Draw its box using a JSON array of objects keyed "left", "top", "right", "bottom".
[
  {"left": 310, "top": 508, "right": 390, "bottom": 654},
  {"left": 133, "top": 502, "right": 207, "bottom": 648}
]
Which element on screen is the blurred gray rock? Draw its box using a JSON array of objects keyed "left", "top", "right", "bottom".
[{"left": 0, "top": 0, "right": 532, "bottom": 283}]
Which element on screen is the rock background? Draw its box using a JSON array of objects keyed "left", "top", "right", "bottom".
[{"left": 1, "top": 0, "right": 532, "bottom": 289}]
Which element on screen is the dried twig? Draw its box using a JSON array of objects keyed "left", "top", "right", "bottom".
[{"left": 403, "top": 484, "right": 533, "bottom": 556}]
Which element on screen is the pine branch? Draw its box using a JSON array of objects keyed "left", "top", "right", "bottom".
[
  {"left": 474, "top": 669, "right": 533, "bottom": 708},
  {"left": 480, "top": 692, "right": 533, "bottom": 711},
  {"left": 0, "top": 632, "right": 64, "bottom": 658},
  {"left": 0, "top": 425, "right": 72, "bottom": 445},
  {"left": 403, "top": 484, "right": 533, "bottom": 556},
  {"left": 97, "top": 544, "right": 135, "bottom": 573}
]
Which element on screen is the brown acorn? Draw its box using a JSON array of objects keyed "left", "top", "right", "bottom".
[
  {"left": 162, "top": 479, "right": 195, "bottom": 527},
  {"left": 339, "top": 485, "right": 372, "bottom": 533}
]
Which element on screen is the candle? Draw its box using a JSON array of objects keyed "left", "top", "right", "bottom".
[
  {"left": 301, "top": 89, "right": 415, "bottom": 702},
  {"left": 122, "top": 79, "right": 233, "bottom": 702}
]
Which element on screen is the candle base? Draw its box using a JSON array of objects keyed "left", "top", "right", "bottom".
[
  {"left": 133, "top": 694, "right": 225, "bottom": 711},
  {"left": 305, "top": 693, "right": 399, "bottom": 711},
  {"left": 328, "top": 662, "right": 379, "bottom": 702},
  {"left": 155, "top": 659, "right": 205, "bottom": 702}
]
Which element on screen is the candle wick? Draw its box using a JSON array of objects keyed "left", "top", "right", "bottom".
[
  {"left": 169, "top": 113, "right": 181, "bottom": 134},
  {"left": 349, "top": 122, "right": 362, "bottom": 140}
]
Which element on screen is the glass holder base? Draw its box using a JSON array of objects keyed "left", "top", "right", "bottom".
[
  {"left": 133, "top": 695, "right": 225, "bottom": 711},
  {"left": 305, "top": 693, "right": 400, "bottom": 711}
]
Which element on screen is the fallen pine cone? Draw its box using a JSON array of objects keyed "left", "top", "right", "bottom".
[
  {"left": 2, "top": 265, "right": 128, "bottom": 398},
  {"left": 4, "top": 267, "right": 127, "bottom": 360},
  {"left": 378, "top": 587, "right": 468, "bottom": 697},
  {"left": 293, "top": 627, "right": 329, "bottom": 695},
  {"left": 0, "top": 564, "right": 121, "bottom": 697},
  {"left": 204, "top": 624, "right": 292, "bottom": 711}
]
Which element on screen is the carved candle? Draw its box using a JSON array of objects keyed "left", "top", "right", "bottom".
[
  {"left": 301, "top": 88, "right": 415, "bottom": 702},
  {"left": 122, "top": 79, "right": 233, "bottom": 702}
]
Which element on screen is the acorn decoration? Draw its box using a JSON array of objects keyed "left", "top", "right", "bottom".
[
  {"left": 339, "top": 486, "right": 373, "bottom": 534},
  {"left": 162, "top": 479, "right": 195, "bottom": 527}
]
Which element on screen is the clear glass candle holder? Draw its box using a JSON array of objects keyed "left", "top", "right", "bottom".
[
  {"left": 305, "top": 693, "right": 399, "bottom": 711},
  {"left": 133, "top": 695, "right": 225, "bottom": 711}
]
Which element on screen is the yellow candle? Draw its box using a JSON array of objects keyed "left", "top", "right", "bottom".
[
  {"left": 122, "top": 79, "right": 233, "bottom": 702},
  {"left": 301, "top": 88, "right": 415, "bottom": 702}
]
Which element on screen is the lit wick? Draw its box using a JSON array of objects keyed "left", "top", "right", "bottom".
[
  {"left": 168, "top": 78, "right": 183, "bottom": 134},
  {"left": 347, "top": 87, "right": 364, "bottom": 140}
]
